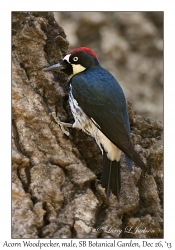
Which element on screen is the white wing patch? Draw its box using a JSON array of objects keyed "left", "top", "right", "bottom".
[{"left": 69, "top": 86, "right": 121, "bottom": 162}]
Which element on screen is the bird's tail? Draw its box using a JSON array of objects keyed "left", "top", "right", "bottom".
[
  {"left": 121, "top": 142, "right": 146, "bottom": 172},
  {"left": 101, "top": 151, "right": 121, "bottom": 201}
]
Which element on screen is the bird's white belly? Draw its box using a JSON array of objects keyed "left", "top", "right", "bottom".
[
  {"left": 97, "top": 129, "right": 121, "bottom": 161},
  {"left": 69, "top": 89, "right": 121, "bottom": 162}
]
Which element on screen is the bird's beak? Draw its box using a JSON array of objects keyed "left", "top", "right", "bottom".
[{"left": 43, "top": 61, "right": 66, "bottom": 72}]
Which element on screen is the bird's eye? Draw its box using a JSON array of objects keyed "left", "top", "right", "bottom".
[{"left": 73, "top": 56, "right": 78, "bottom": 62}]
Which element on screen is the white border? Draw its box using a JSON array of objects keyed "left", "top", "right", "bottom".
[{"left": 1, "top": 1, "right": 175, "bottom": 248}]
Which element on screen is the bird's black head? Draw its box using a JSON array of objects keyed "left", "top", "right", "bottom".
[{"left": 44, "top": 47, "right": 99, "bottom": 78}]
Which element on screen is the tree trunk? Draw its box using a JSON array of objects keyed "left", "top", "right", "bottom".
[{"left": 12, "top": 12, "right": 163, "bottom": 238}]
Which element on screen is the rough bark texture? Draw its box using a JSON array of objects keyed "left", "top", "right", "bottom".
[{"left": 12, "top": 12, "right": 163, "bottom": 239}]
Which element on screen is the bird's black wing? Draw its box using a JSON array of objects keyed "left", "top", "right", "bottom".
[{"left": 70, "top": 68, "right": 145, "bottom": 170}]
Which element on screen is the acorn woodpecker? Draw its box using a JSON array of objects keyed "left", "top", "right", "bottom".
[{"left": 44, "top": 47, "right": 145, "bottom": 200}]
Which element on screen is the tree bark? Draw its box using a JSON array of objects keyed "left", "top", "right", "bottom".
[{"left": 12, "top": 12, "right": 163, "bottom": 238}]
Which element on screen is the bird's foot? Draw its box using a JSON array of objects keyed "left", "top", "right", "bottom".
[{"left": 51, "top": 112, "right": 72, "bottom": 136}]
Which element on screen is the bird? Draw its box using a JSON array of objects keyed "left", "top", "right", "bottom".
[{"left": 44, "top": 47, "right": 146, "bottom": 201}]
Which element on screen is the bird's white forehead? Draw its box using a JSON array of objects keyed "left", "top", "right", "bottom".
[{"left": 63, "top": 54, "right": 71, "bottom": 63}]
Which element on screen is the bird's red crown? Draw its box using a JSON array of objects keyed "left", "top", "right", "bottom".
[{"left": 69, "top": 47, "right": 97, "bottom": 59}]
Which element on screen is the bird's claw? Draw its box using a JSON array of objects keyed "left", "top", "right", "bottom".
[{"left": 51, "top": 112, "right": 70, "bottom": 136}]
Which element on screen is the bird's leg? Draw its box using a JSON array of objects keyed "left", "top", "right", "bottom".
[{"left": 51, "top": 112, "right": 72, "bottom": 136}]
